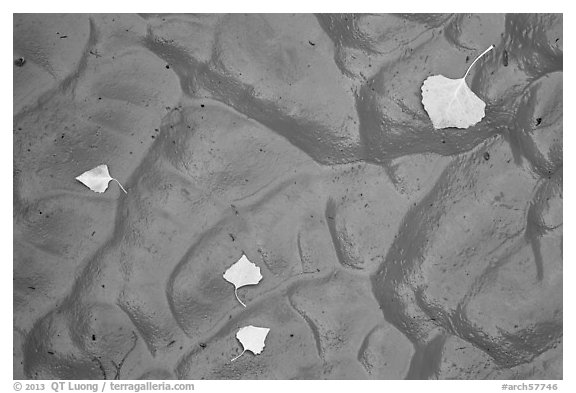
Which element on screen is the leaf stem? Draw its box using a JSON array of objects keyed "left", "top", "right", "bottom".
[
  {"left": 463, "top": 45, "right": 494, "bottom": 79},
  {"left": 231, "top": 349, "right": 246, "bottom": 362},
  {"left": 112, "top": 178, "right": 128, "bottom": 194},
  {"left": 235, "top": 288, "right": 246, "bottom": 307}
]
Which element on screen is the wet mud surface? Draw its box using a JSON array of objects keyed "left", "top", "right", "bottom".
[{"left": 13, "top": 14, "right": 562, "bottom": 379}]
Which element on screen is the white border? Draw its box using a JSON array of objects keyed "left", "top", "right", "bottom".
[{"left": 4, "top": 4, "right": 571, "bottom": 393}]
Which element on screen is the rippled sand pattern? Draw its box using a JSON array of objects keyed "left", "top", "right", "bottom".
[{"left": 13, "top": 14, "right": 562, "bottom": 379}]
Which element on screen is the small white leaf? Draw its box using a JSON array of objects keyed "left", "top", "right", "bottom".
[
  {"left": 75, "top": 164, "right": 127, "bottom": 194},
  {"left": 223, "top": 254, "right": 262, "bottom": 307},
  {"left": 231, "top": 325, "right": 270, "bottom": 362},
  {"left": 421, "top": 45, "right": 494, "bottom": 129}
]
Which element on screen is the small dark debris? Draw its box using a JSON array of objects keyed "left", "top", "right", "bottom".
[
  {"left": 465, "top": 55, "right": 470, "bottom": 63},
  {"left": 483, "top": 152, "right": 490, "bottom": 161},
  {"left": 308, "top": 41, "right": 316, "bottom": 46},
  {"left": 92, "top": 334, "right": 96, "bottom": 341},
  {"left": 200, "top": 104, "right": 205, "bottom": 108},
  {"left": 290, "top": 334, "right": 294, "bottom": 337},
  {"left": 503, "top": 50, "right": 508, "bottom": 67},
  {"left": 167, "top": 340, "right": 176, "bottom": 347},
  {"left": 14, "top": 57, "right": 26, "bottom": 67},
  {"left": 536, "top": 117, "right": 542, "bottom": 126},
  {"left": 47, "top": 351, "right": 55, "bottom": 355},
  {"left": 59, "top": 35, "right": 68, "bottom": 39},
  {"left": 165, "top": 64, "right": 170, "bottom": 69},
  {"left": 199, "top": 343, "right": 207, "bottom": 348},
  {"left": 28, "top": 286, "right": 36, "bottom": 290},
  {"left": 229, "top": 233, "right": 235, "bottom": 242},
  {"left": 151, "top": 135, "right": 155, "bottom": 139},
  {"left": 441, "top": 140, "right": 446, "bottom": 144},
  {"left": 98, "top": 97, "right": 102, "bottom": 100}
]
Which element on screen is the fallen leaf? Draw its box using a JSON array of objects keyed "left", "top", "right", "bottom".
[
  {"left": 76, "top": 164, "right": 127, "bottom": 194},
  {"left": 223, "top": 254, "right": 262, "bottom": 307},
  {"left": 421, "top": 45, "right": 494, "bottom": 129},
  {"left": 231, "top": 325, "right": 270, "bottom": 362}
]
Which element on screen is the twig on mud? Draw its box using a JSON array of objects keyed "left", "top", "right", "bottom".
[
  {"left": 112, "top": 331, "right": 138, "bottom": 380},
  {"left": 92, "top": 357, "right": 107, "bottom": 380}
]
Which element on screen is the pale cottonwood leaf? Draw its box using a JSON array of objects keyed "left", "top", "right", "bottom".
[
  {"left": 421, "top": 45, "right": 494, "bottom": 129},
  {"left": 223, "top": 254, "right": 262, "bottom": 307},
  {"left": 75, "top": 164, "right": 127, "bottom": 194},
  {"left": 231, "top": 325, "right": 270, "bottom": 362}
]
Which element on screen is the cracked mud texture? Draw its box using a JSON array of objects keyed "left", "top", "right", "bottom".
[{"left": 13, "top": 13, "right": 562, "bottom": 380}]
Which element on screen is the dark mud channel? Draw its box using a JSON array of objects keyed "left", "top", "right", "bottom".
[{"left": 13, "top": 14, "right": 562, "bottom": 379}]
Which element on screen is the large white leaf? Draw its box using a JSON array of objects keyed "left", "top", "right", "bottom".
[
  {"left": 223, "top": 254, "right": 262, "bottom": 307},
  {"left": 421, "top": 45, "right": 494, "bottom": 129},
  {"left": 231, "top": 325, "right": 270, "bottom": 362},
  {"left": 75, "top": 164, "right": 127, "bottom": 194}
]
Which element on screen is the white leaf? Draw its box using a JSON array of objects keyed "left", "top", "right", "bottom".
[
  {"left": 231, "top": 325, "right": 270, "bottom": 362},
  {"left": 421, "top": 45, "right": 494, "bottom": 129},
  {"left": 75, "top": 164, "right": 127, "bottom": 194},
  {"left": 223, "top": 254, "right": 262, "bottom": 307}
]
